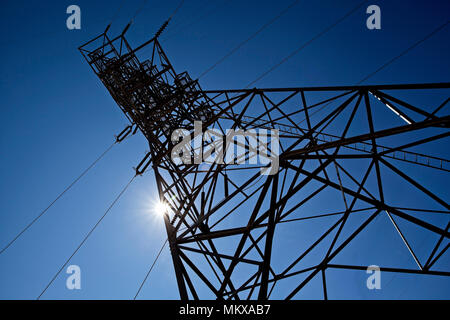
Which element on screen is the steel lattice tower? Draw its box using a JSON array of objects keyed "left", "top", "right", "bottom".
[{"left": 79, "top": 29, "right": 450, "bottom": 300}]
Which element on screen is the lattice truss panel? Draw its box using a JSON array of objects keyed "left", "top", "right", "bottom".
[{"left": 80, "top": 32, "right": 450, "bottom": 300}]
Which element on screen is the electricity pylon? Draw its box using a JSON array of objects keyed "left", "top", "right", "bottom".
[{"left": 79, "top": 29, "right": 450, "bottom": 300}]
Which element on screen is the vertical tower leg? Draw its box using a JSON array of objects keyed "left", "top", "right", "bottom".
[{"left": 155, "top": 168, "right": 189, "bottom": 300}]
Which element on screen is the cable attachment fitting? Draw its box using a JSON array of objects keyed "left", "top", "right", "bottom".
[
  {"left": 154, "top": 19, "right": 171, "bottom": 39},
  {"left": 115, "top": 123, "right": 139, "bottom": 143},
  {"left": 134, "top": 152, "right": 153, "bottom": 176},
  {"left": 115, "top": 125, "right": 133, "bottom": 143},
  {"left": 132, "top": 124, "right": 139, "bottom": 135}
]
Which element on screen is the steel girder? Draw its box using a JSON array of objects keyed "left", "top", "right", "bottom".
[{"left": 80, "top": 31, "right": 450, "bottom": 300}]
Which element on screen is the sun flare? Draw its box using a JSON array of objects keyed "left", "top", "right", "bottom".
[{"left": 154, "top": 200, "right": 169, "bottom": 216}]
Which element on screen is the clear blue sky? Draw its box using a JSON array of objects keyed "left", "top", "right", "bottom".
[{"left": 0, "top": 0, "right": 449, "bottom": 299}]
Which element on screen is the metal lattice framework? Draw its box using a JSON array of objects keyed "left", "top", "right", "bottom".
[{"left": 79, "top": 30, "right": 450, "bottom": 300}]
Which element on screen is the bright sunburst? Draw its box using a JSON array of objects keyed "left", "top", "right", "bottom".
[{"left": 153, "top": 200, "right": 169, "bottom": 216}]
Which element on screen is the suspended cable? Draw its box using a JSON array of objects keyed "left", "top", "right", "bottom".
[
  {"left": 134, "top": 238, "right": 168, "bottom": 300},
  {"left": 132, "top": 225, "right": 190, "bottom": 299},
  {"left": 206, "top": 0, "right": 366, "bottom": 115},
  {"left": 198, "top": 0, "right": 301, "bottom": 80},
  {"left": 154, "top": 0, "right": 186, "bottom": 39},
  {"left": 169, "top": 0, "right": 185, "bottom": 20},
  {"left": 108, "top": 0, "right": 127, "bottom": 28},
  {"left": 130, "top": 0, "right": 152, "bottom": 23},
  {"left": 37, "top": 174, "right": 137, "bottom": 300},
  {"left": 162, "top": 0, "right": 231, "bottom": 42},
  {"left": 357, "top": 19, "right": 450, "bottom": 84},
  {"left": 245, "top": 0, "right": 368, "bottom": 88},
  {"left": 130, "top": 0, "right": 184, "bottom": 28},
  {"left": 296, "top": 19, "right": 450, "bottom": 125},
  {"left": 0, "top": 141, "right": 118, "bottom": 256}
]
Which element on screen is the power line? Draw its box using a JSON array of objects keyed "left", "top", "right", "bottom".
[
  {"left": 131, "top": 0, "right": 184, "bottom": 25},
  {"left": 132, "top": 225, "right": 190, "bottom": 299},
  {"left": 205, "top": 0, "right": 366, "bottom": 119},
  {"left": 109, "top": 0, "right": 127, "bottom": 26},
  {"left": 37, "top": 174, "right": 137, "bottom": 300},
  {"left": 197, "top": 0, "right": 302, "bottom": 80},
  {"left": 128, "top": 0, "right": 185, "bottom": 41},
  {"left": 130, "top": 0, "right": 152, "bottom": 23},
  {"left": 169, "top": 0, "right": 185, "bottom": 20},
  {"left": 0, "top": 141, "right": 117, "bottom": 256},
  {"left": 298, "top": 18, "right": 450, "bottom": 124},
  {"left": 162, "top": 0, "right": 231, "bottom": 42},
  {"left": 245, "top": 0, "right": 368, "bottom": 88},
  {"left": 134, "top": 238, "right": 168, "bottom": 300},
  {"left": 358, "top": 19, "right": 450, "bottom": 84}
]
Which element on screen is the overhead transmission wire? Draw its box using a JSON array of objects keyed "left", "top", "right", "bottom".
[
  {"left": 133, "top": 225, "right": 190, "bottom": 299},
  {"left": 109, "top": 0, "right": 127, "bottom": 26},
  {"left": 131, "top": 0, "right": 185, "bottom": 25},
  {"left": 245, "top": 0, "right": 368, "bottom": 88},
  {"left": 37, "top": 174, "right": 137, "bottom": 300},
  {"left": 134, "top": 238, "right": 168, "bottom": 300},
  {"left": 197, "top": 0, "right": 302, "bottom": 80},
  {"left": 130, "top": 0, "right": 152, "bottom": 23},
  {"left": 357, "top": 19, "right": 450, "bottom": 84},
  {"left": 297, "top": 18, "right": 450, "bottom": 125},
  {"left": 169, "top": 0, "right": 186, "bottom": 20},
  {"left": 125, "top": 0, "right": 185, "bottom": 56},
  {"left": 0, "top": 139, "right": 122, "bottom": 256},
  {"left": 161, "top": 0, "right": 232, "bottom": 42}
]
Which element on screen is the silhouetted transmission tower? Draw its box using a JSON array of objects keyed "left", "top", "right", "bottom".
[{"left": 79, "top": 26, "right": 450, "bottom": 299}]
